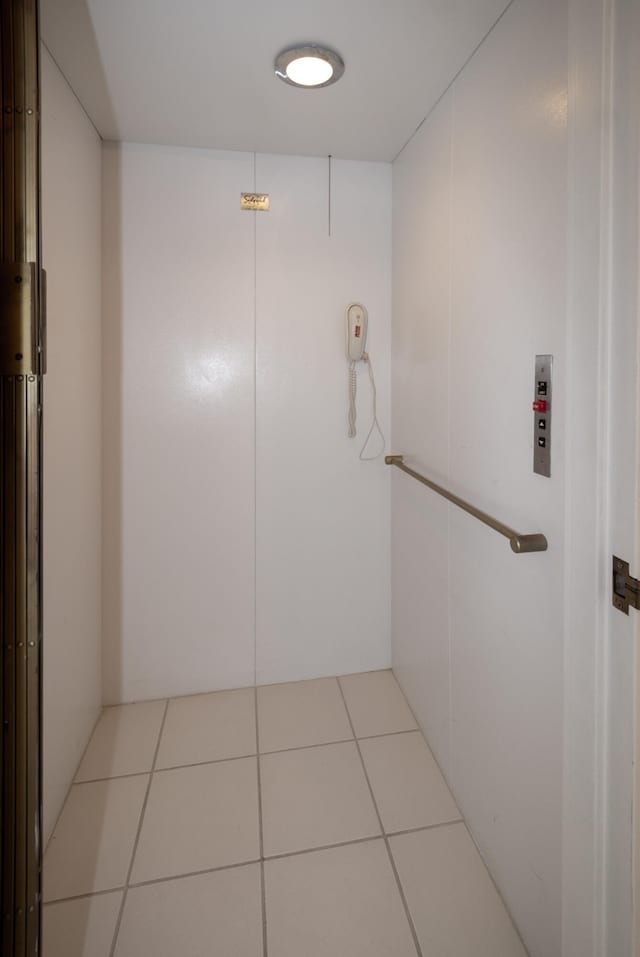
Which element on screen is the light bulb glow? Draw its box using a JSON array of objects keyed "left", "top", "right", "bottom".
[
  {"left": 285, "top": 56, "right": 333, "bottom": 87},
  {"left": 275, "top": 45, "right": 345, "bottom": 89}
]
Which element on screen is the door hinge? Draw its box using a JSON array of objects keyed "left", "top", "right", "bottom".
[
  {"left": 0, "top": 262, "right": 46, "bottom": 375},
  {"left": 612, "top": 556, "right": 640, "bottom": 614}
]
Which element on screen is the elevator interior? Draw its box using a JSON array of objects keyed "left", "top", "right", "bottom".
[{"left": 36, "top": 1, "right": 640, "bottom": 955}]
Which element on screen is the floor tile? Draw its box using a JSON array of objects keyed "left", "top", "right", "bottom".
[
  {"left": 257, "top": 677, "right": 352, "bottom": 753},
  {"left": 130, "top": 758, "right": 259, "bottom": 883},
  {"left": 43, "top": 892, "right": 123, "bottom": 957},
  {"left": 339, "top": 671, "right": 417, "bottom": 738},
  {"left": 114, "top": 864, "right": 262, "bottom": 957},
  {"left": 390, "top": 823, "right": 527, "bottom": 956},
  {"left": 75, "top": 701, "right": 166, "bottom": 782},
  {"left": 360, "top": 731, "right": 460, "bottom": 833},
  {"left": 155, "top": 688, "right": 255, "bottom": 769},
  {"left": 260, "top": 741, "right": 380, "bottom": 857},
  {"left": 265, "top": 840, "right": 417, "bottom": 957},
  {"left": 44, "top": 776, "right": 148, "bottom": 901}
]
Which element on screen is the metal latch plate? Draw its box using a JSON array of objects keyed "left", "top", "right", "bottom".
[
  {"left": 0, "top": 262, "right": 37, "bottom": 374},
  {"left": 612, "top": 556, "right": 640, "bottom": 614}
]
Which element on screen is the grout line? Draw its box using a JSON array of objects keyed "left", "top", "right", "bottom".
[
  {"left": 386, "top": 819, "right": 463, "bottom": 840},
  {"left": 155, "top": 753, "right": 254, "bottom": 773},
  {"left": 129, "top": 858, "right": 261, "bottom": 891},
  {"left": 68, "top": 732, "right": 426, "bottom": 789},
  {"left": 381, "top": 676, "right": 527, "bottom": 949},
  {"left": 45, "top": 820, "right": 467, "bottom": 908},
  {"left": 264, "top": 834, "right": 381, "bottom": 863},
  {"left": 46, "top": 861, "right": 263, "bottom": 907},
  {"left": 261, "top": 736, "right": 353, "bottom": 756},
  {"left": 57, "top": 669, "right": 466, "bottom": 955},
  {"left": 108, "top": 699, "right": 170, "bottom": 957},
  {"left": 69, "top": 725, "right": 434, "bottom": 788},
  {"left": 357, "top": 728, "right": 417, "bottom": 742},
  {"left": 336, "top": 678, "right": 424, "bottom": 957},
  {"left": 263, "top": 819, "right": 464, "bottom": 864},
  {"left": 254, "top": 686, "right": 268, "bottom": 957},
  {"left": 44, "top": 705, "right": 104, "bottom": 853},
  {"left": 43, "top": 886, "right": 126, "bottom": 906},
  {"left": 72, "top": 770, "right": 151, "bottom": 786},
  {"left": 260, "top": 857, "right": 268, "bottom": 957},
  {"left": 102, "top": 691, "right": 247, "bottom": 708}
]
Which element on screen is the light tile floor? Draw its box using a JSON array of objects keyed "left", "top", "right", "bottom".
[{"left": 43, "top": 670, "right": 528, "bottom": 957}]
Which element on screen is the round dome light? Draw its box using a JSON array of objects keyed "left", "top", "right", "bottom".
[
  {"left": 286, "top": 56, "right": 333, "bottom": 86},
  {"left": 275, "top": 45, "right": 345, "bottom": 89}
]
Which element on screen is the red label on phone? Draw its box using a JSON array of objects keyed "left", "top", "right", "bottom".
[{"left": 355, "top": 326, "right": 361, "bottom": 337}]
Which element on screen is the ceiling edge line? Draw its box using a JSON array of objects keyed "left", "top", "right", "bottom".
[{"left": 391, "top": 0, "right": 518, "bottom": 164}]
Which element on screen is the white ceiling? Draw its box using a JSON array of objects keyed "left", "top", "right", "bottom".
[{"left": 41, "top": 0, "right": 511, "bottom": 162}]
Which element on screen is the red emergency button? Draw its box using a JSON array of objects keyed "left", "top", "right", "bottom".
[{"left": 532, "top": 400, "right": 548, "bottom": 413}]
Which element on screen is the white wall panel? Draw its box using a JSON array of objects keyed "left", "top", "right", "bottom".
[
  {"left": 102, "top": 143, "right": 256, "bottom": 702},
  {"left": 255, "top": 155, "right": 391, "bottom": 684},
  {"left": 449, "top": 2, "right": 566, "bottom": 953},
  {"left": 42, "top": 47, "right": 103, "bottom": 840},
  {"left": 391, "top": 95, "right": 453, "bottom": 778},
  {"left": 102, "top": 147, "right": 392, "bottom": 700},
  {"left": 391, "top": 1, "right": 567, "bottom": 954}
]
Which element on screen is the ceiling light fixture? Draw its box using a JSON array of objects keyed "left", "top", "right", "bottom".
[{"left": 274, "top": 44, "right": 345, "bottom": 89}]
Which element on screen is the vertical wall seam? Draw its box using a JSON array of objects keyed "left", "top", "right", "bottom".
[
  {"left": 562, "top": 8, "right": 579, "bottom": 950},
  {"left": 253, "top": 151, "right": 258, "bottom": 690},
  {"left": 596, "top": 0, "right": 620, "bottom": 950},
  {"left": 391, "top": 0, "right": 518, "bottom": 164},
  {"left": 447, "top": 85, "right": 455, "bottom": 786}
]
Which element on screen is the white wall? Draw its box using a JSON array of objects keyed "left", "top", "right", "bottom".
[
  {"left": 255, "top": 155, "right": 391, "bottom": 684},
  {"left": 391, "top": 1, "right": 567, "bottom": 955},
  {"left": 101, "top": 144, "right": 256, "bottom": 703},
  {"left": 102, "top": 144, "right": 391, "bottom": 703},
  {"left": 41, "top": 47, "right": 103, "bottom": 841}
]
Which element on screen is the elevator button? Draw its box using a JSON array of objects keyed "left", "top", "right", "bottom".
[{"left": 532, "top": 400, "right": 547, "bottom": 413}]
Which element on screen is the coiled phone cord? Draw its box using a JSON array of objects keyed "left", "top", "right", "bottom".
[
  {"left": 348, "top": 354, "right": 386, "bottom": 460},
  {"left": 348, "top": 360, "right": 358, "bottom": 438}
]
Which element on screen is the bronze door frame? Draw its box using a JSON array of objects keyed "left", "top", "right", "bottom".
[{"left": 0, "top": 0, "right": 45, "bottom": 953}]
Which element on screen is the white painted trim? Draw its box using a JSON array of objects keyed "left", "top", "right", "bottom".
[
  {"left": 601, "top": 0, "right": 640, "bottom": 953},
  {"left": 632, "top": 1, "right": 640, "bottom": 949},
  {"left": 562, "top": 1, "right": 613, "bottom": 954},
  {"left": 635, "top": 553, "right": 640, "bottom": 954}
]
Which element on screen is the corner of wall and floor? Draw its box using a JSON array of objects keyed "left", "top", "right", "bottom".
[{"left": 41, "top": 43, "right": 103, "bottom": 843}]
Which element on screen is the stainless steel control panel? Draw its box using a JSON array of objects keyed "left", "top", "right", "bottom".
[{"left": 533, "top": 355, "right": 552, "bottom": 477}]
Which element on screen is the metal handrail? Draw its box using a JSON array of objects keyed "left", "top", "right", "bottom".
[{"left": 385, "top": 455, "right": 548, "bottom": 554}]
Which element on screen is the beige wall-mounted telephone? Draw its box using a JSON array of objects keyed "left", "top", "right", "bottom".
[
  {"left": 346, "top": 302, "right": 385, "bottom": 460},
  {"left": 347, "top": 302, "right": 368, "bottom": 361}
]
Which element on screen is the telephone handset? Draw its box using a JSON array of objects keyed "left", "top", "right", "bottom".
[
  {"left": 346, "top": 302, "right": 385, "bottom": 460},
  {"left": 347, "top": 303, "right": 368, "bottom": 362}
]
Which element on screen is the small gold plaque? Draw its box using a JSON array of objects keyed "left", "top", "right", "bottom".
[{"left": 241, "top": 193, "right": 270, "bottom": 211}]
